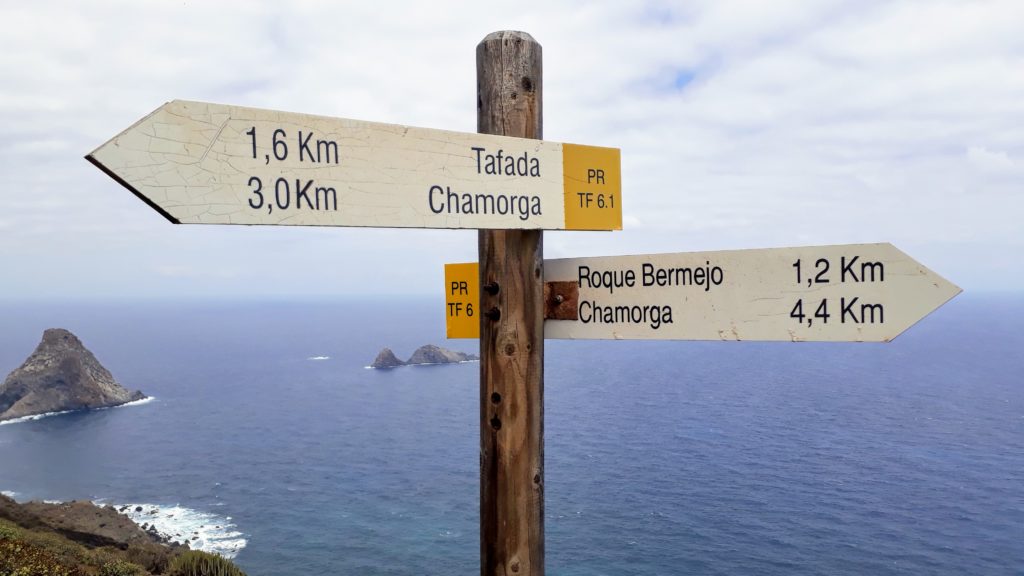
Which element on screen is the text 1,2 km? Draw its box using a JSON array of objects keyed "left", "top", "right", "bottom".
[
  {"left": 790, "top": 297, "right": 884, "bottom": 327},
  {"left": 792, "top": 256, "right": 884, "bottom": 287}
]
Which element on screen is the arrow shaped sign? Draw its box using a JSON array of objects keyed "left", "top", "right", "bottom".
[
  {"left": 446, "top": 243, "right": 960, "bottom": 342},
  {"left": 87, "top": 100, "right": 621, "bottom": 230}
]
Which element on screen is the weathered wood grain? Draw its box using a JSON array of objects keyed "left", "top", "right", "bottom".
[{"left": 477, "top": 30, "right": 545, "bottom": 576}]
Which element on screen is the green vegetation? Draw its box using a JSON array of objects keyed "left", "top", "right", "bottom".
[
  {"left": 99, "top": 559, "right": 147, "bottom": 576},
  {"left": 167, "top": 551, "right": 247, "bottom": 576},
  {"left": 0, "top": 517, "right": 247, "bottom": 576},
  {"left": 0, "top": 522, "right": 21, "bottom": 540},
  {"left": 0, "top": 537, "right": 78, "bottom": 576}
]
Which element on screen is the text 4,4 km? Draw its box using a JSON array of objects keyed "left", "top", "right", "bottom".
[{"left": 790, "top": 298, "right": 884, "bottom": 327}]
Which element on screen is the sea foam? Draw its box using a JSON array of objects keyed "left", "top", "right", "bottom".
[
  {"left": 112, "top": 396, "right": 155, "bottom": 409},
  {"left": 0, "top": 397, "right": 154, "bottom": 426},
  {"left": 118, "top": 503, "right": 246, "bottom": 559},
  {"left": 0, "top": 410, "right": 75, "bottom": 426}
]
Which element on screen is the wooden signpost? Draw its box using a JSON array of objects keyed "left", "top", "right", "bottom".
[
  {"left": 89, "top": 30, "right": 961, "bottom": 576},
  {"left": 476, "top": 32, "right": 545, "bottom": 576},
  {"left": 445, "top": 243, "right": 961, "bottom": 342}
]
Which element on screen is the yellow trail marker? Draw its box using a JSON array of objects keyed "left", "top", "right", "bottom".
[{"left": 445, "top": 263, "right": 479, "bottom": 339}]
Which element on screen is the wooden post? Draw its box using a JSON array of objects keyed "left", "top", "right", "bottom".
[{"left": 477, "top": 31, "right": 544, "bottom": 576}]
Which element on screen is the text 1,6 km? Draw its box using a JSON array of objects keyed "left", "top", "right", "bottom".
[{"left": 244, "top": 127, "right": 340, "bottom": 165}]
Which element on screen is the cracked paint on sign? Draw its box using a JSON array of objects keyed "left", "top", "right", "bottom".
[{"left": 88, "top": 100, "right": 621, "bottom": 231}]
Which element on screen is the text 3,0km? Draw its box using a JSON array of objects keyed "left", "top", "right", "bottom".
[{"left": 247, "top": 177, "right": 338, "bottom": 214}]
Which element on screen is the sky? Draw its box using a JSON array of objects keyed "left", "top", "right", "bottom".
[{"left": 0, "top": 0, "right": 1021, "bottom": 299}]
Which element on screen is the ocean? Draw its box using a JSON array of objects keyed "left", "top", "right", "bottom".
[{"left": 0, "top": 295, "right": 1021, "bottom": 575}]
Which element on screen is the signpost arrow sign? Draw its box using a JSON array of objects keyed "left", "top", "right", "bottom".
[
  {"left": 87, "top": 100, "right": 621, "bottom": 231},
  {"left": 86, "top": 32, "right": 967, "bottom": 576},
  {"left": 446, "top": 243, "right": 960, "bottom": 342}
]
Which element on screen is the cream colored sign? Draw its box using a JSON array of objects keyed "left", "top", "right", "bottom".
[
  {"left": 87, "top": 100, "right": 621, "bottom": 230},
  {"left": 545, "top": 243, "right": 959, "bottom": 341},
  {"left": 447, "top": 244, "right": 960, "bottom": 342}
]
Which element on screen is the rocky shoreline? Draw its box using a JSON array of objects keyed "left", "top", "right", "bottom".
[
  {"left": 0, "top": 494, "right": 179, "bottom": 551},
  {"left": 0, "top": 493, "right": 186, "bottom": 573},
  {"left": 0, "top": 494, "right": 249, "bottom": 575}
]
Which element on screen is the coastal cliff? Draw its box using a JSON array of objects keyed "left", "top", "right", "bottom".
[
  {"left": 0, "top": 494, "right": 246, "bottom": 575},
  {"left": 0, "top": 329, "right": 146, "bottom": 423}
]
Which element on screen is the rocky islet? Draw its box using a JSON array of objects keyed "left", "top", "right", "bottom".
[
  {"left": 0, "top": 328, "right": 146, "bottom": 423},
  {"left": 370, "top": 344, "right": 479, "bottom": 369}
]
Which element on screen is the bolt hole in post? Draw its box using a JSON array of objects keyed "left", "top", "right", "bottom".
[
  {"left": 491, "top": 392, "right": 502, "bottom": 404},
  {"left": 490, "top": 417, "right": 502, "bottom": 431}
]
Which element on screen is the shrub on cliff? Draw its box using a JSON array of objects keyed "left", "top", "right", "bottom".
[
  {"left": 123, "top": 542, "right": 173, "bottom": 574},
  {"left": 0, "top": 537, "right": 79, "bottom": 576},
  {"left": 0, "top": 521, "right": 21, "bottom": 540},
  {"left": 99, "top": 558, "right": 148, "bottom": 576},
  {"left": 168, "top": 550, "right": 246, "bottom": 576}
]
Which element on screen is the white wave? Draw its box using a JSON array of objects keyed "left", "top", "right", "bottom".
[
  {"left": 113, "top": 396, "right": 155, "bottom": 409},
  {"left": 94, "top": 397, "right": 156, "bottom": 412},
  {"left": 0, "top": 410, "right": 75, "bottom": 426},
  {"left": 1, "top": 490, "right": 18, "bottom": 499},
  {"left": 307, "top": 356, "right": 330, "bottom": 361},
  {"left": 117, "top": 503, "right": 246, "bottom": 559},
  {"left": 1, "top": 397, "right": 154, "bottom": 426}
]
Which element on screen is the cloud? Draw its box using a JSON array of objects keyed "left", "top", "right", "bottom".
[
  {"left": 0, "top": 0, "right": 1021, "bottom": 298},
  {"left": 967, "top": 146, "right": 1017, "bottom": 174}
]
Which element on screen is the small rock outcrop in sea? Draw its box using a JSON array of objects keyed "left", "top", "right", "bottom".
[
  {"left": 0, "top": 328, "right": 146, "bottom": 423},
  {"left": 370, "top": 344, "right": 479, "bottom": 368},
  {"left": 371, "top": 347, "right": 406, "bottom": 369},
  {"left": 407, "top": 344, "right": 478, "bottom": 365}
]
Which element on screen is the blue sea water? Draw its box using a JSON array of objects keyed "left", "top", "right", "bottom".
[{"left": 0, "top": 295, "right": 1021, "bottom": 575}]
